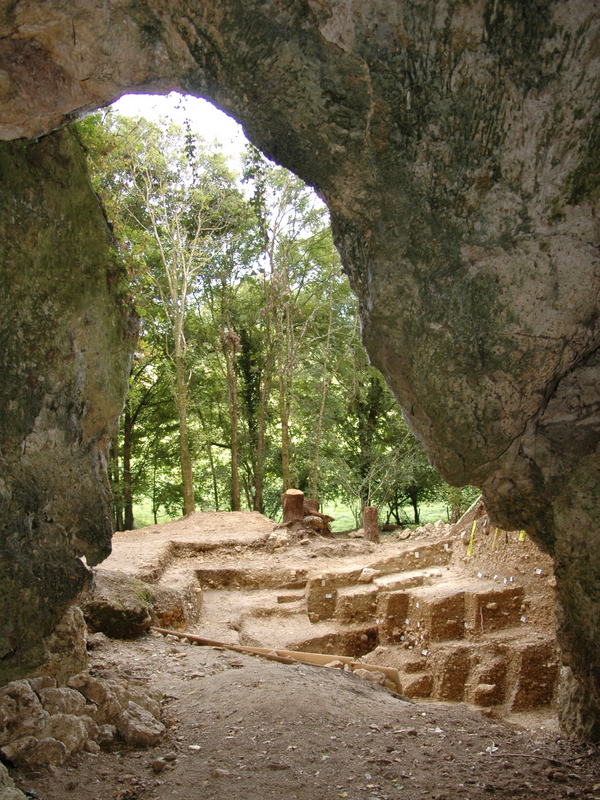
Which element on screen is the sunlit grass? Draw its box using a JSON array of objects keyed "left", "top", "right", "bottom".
[
  {"left": 130, "top": 497, "right": 451, "bottom": 532},
  {"left": 131, "top": 499, "right": 176, "bottom": 528}
]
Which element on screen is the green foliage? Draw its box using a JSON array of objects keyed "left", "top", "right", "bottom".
[{"left": 79, "top": 111, "right": 473, "bottom": 528}]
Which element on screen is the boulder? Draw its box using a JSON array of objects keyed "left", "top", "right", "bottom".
[
  {"left": 117, "top": 702, "right": 165, "bottom": 747},
  {"left": 38, "top": 687, "right": 87, "bottom": 717},
  {"left": 67, "top": 674, "right": 122, "bottom": 725},
  {"left": 42, "top": 714, "right": 88, "bottom": 754},
  {"left": 0, "top": 736, "right": 38, "bottom": 765},
  {"left": 96, "top": 724, "right": 118, "bottom": 747},
  {"left": 25, "top": 738, "right": 70, "bottom": 767},
  {"left": 81, "top": 569, "right": 152, "bottom": 638},
  {"left": 0, "top": 681, "right": 49, "bottom": 746},
  {"left": 149, "top": 585, "right": 188, "bottom": 631}
]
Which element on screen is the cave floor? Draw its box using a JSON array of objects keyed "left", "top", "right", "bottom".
[
  {"left": 9, "top": 512, "right": 600, "bottom": 799},
  {"left": 9, "top": 632, "right": 599, "bottom": 800}
]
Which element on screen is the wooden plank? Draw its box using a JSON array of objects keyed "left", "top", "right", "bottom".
[{"left": 151, "top": 627, "right": 402, "bottom": 692}]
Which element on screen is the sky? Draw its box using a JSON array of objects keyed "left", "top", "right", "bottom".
[{"left": 111, "top": 91, "right": 250, "bottom": 169}]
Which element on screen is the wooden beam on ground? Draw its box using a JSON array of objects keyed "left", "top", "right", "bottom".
[{"left": 150, "top": 626, "right": 403, "bottom": 694}]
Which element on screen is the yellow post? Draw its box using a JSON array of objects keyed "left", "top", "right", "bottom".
[{"left": 467, "top": 519, "right": 477, "bottom": 556}]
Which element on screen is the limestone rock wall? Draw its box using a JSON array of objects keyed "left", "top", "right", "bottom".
[
  {"left": 0, "top": 0, "right": 599, "bottom": 737},
  {"left": 0, "top": 128, "right": 136, "bottom": 682}
]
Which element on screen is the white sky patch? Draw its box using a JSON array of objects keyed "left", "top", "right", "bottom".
[{"left": 111, "top": 92, "right": 250, "bottom": 170}]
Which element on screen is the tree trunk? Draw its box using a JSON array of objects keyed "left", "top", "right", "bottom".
[
  {"left": 123, "top": 400, "right": 134, "bottom": 530},
  {"left": 277, "top": 345, "right": 292, "bottom": 492},
  {"left": 310, "top": 266, "right": 335, "bottom": 499},
  {"left": 112, "top": 436, "right": 124, "bottom": 532},
  {"left": 175, "top": 354, "right": 196, "bottom": 516},
  {"left": 410, "top": 492, "right": 420, "bottom": 525},
  {"left": 363, "top": 506, "right": 380, "bottom": 543},
  {"left": 254, "top": 373, "right": 271, "bottom": 513},
  {"left": 207, "top": 441, "right": 219, "bottom": 511},
  {"left": 282, "top": 488, "right": 304, "bottom": 524},
  {"left": 254, "top": 419, "right": 265, "bottom": 512},
  {"left": 223, "top": 332, "right": 241, "bottom": 512}
]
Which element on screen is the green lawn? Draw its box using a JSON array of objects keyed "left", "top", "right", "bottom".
[
  {"left": 322, "top": 499, "right": 450, "bottom": 533},
  {"left": 131, "top": 499, "right": 176, "bottom": 528},
  {"left": 130, "top": 497, "right": 451, "bottom": 532}
]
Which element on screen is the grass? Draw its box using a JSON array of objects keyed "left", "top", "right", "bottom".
[
  {"left": 131, "top": 498, "right": 176, "bottom": 528},
  {"left": 322, "top": 499, "right": 450, "bottom": 532},
  {"left": 131, "top": 497, "right": 452, "bottom": 532}
]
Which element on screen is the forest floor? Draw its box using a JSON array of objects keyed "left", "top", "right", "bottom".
[{"left": 8, "top": 513, "right": 600, "bottom": 800}]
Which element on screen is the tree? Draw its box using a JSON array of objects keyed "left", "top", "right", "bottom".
[
  {"left": 79, "top": 112, "right": 252, "bottom": 516},
  {"left": 79, "top": 114, "right": 459, "bottom": 528}
]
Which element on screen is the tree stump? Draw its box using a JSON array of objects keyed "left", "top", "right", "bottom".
[
  {"left": 303, "top": 497, "right": 320, "bottom": 515},
  {"left": 282, "top": 489, "right": 305, "bottom": 524},
  {"left": 363, "top": 506, "right": 380, "bottom": 543}
]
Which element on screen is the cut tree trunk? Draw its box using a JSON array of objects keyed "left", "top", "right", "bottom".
[
  {"left": 363, "top": 506, "right": 380, "bottom": 543},
  {"left": 304, "top": 498, "right": 320, "bottom": 515},
  {"left": 282, "top": 488, "right": 305, "bottom": 523}
]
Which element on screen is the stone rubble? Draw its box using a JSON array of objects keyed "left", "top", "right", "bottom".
[
  {"left": 0, "top": 761, "right": 26, "bottom": 800},
  {"left": 0, "top": 673, "right": 166, "bottom": 767}
]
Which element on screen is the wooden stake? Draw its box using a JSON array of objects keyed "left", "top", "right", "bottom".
[{"left": 363, "top": 506, "right": 380, "bottom": 543}]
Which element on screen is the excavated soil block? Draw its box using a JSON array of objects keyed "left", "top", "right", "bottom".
[
  {"left": 195, "top": 567, "right": 306, "bottom": 591},
  {"left": 289, "top": 625, "right": 379, "bottom": 658},
  {"left": 401, "top": 672, "right": 433, "bottom": 698},
  {"left": 466, "top": 655, "right": 507, "bottom": 707},
  {"left": 335, "top": 586, "right": 379, "bottom": 624},
  {"left": 370, "top": 541, "right": 453, "bottom": 573},
  {"left": 306, "top": 579, "right": 338, "bottom": 621},
  {"left": 407, "top": 583, "right": 467, "bottom": 642},
  {"left": 433, "top": 645, "right": 471, "bottom": 701},
  {"left": 464, "top": 583, "right": 524, "bottom": 633},
  {"left": 508, "top": 641, "right": 559, "bottom": 712},
  {"left": 377, "top": 590, "right": 410, "bottom": 644}
]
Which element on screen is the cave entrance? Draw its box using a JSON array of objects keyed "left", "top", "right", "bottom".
[{"left": 92, "top": 92, "right": 451, "bottom": 536}]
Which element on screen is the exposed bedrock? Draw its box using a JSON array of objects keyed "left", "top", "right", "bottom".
[
  {"left": 0, "top": 128, "right": 136, "bottom": 683},
  {"left": 0, "top": 0, "right": 599, "bottom": 735}
]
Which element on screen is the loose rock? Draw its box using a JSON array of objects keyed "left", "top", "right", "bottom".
[{"left": 117, "top": 702, "right": 166, "bottom": 746}]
